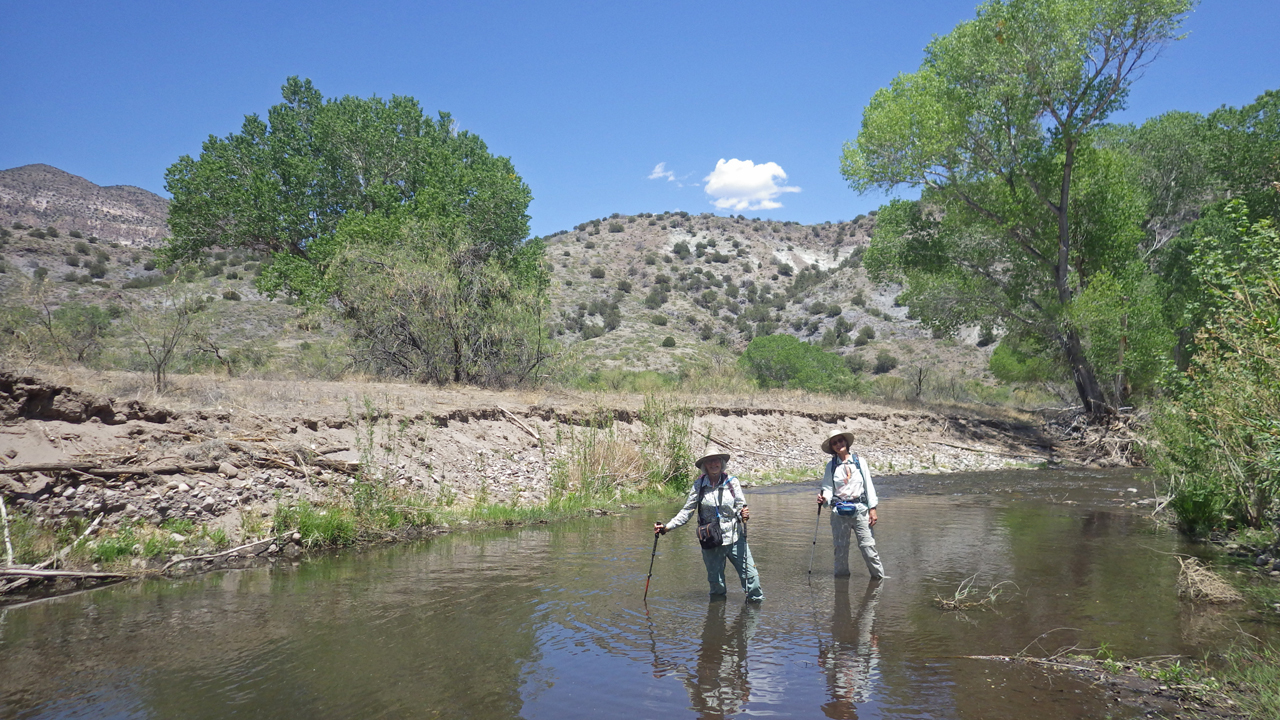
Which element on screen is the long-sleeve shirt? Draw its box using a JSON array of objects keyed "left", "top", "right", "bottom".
[
  {"left": 820, "top": 453, "right": 878, "bottom": 511},
  {"left": 665, "top": 473, "right": 745, "bottom": 547}
]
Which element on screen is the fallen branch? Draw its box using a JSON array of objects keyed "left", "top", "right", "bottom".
[
  {"left": 929, "top": 441, "right": 1045, "bottom": 458},
  {"left": 498, "top": 407, "right": 541, "bottom": 445},
  {"left": 0, "top": 462, "right": 98, "bottom": 475},
  {"left": 0, "top": 567, "right": 126, "bottom": 580},
  {"left": 706, "top": 434, "right": 795, "bottom": 460},
  {"left": 160, "top": 536, "right": 281, "bottom": 573},
  {"left": 0, "top": 462, "right": 219, "bottom": 477}
]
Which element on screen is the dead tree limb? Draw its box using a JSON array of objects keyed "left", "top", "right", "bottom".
[
  {"left": 160, "top": 536, "right": 282, "bottom": 573},
  {"left": 0, "top": 568, "right": 127, "bottom": 580},
  {"left": 498, "top": 407, "right": 541, "bottom": 445}
]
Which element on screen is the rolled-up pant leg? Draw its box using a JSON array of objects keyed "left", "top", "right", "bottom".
[
  {"left": 727, "top": 537, "right": 764, "bottom": 601},
  {"left": 702, "top": 544, "right": 730, "bottom": 596}
]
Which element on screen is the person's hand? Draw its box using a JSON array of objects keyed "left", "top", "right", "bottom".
[
  {"left": 868, "top": 508, "right": 878, "bottom": 527},
  {"left": 816, "top": 493, "right": 826, "bottom": 506},
  {"left": 654, "top": 522, "right": 666, "bottom": 536},
  {"left": 740, "top": 505, "right": 750, "bottom": 522}
]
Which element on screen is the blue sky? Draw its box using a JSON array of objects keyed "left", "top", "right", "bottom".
[{"left": 2, "top": 1, "right": 1276, "bottom": 237}]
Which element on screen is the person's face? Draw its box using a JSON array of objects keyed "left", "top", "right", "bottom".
[
  {"left": 703, "top": 459, "right": 723, "bottom": 476},
  {"left": 831, "top": 436, "right": 848, "bottom": 454}
]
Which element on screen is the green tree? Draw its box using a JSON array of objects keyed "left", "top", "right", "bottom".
[
  {"left": 738, "top": 335, "right": 856, "bottom": 393},
  {"left": 1151, "top": 202, "right": 1280, "bottom": 534},
  {"left": 329, "top": 210, "right": 548, "bottom": 386},
  {"left": 842, "top": 0, "right": 1194, "bottom": 414},
  {"left": 164, "top": 77, "right": 533, "bottom": 304},
  {"left": 1153, "top": 90, "right": 1280, "bottom": 367}
]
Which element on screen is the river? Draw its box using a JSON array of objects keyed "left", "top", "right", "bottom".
[{"left": 0, "top": 469, "right": 1267, "bottom": 719}]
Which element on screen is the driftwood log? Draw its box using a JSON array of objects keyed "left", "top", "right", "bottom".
[{"left": 0, "top": 462, "right": 219, "bottom": 477}]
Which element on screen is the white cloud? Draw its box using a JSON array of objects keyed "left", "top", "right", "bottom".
[
  {"left": 648, "top": 162, "right": 676, "bottom": 182},
  {"left": 702, "top": 158, "right": 800, "bottom": 211}
]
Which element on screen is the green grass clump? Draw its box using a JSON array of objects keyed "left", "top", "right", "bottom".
[{"left": 274, "top": 501, "right": 358, "bottom": 548}]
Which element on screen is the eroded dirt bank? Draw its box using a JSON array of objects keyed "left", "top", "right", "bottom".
[{"left": 0, "top": 370, "right": 1099, "bottom": 599}]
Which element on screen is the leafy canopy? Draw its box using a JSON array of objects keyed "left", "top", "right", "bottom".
[
  {"left": 164, "top": 77, "right": 533, "bottom": 303},
  {"left": 842, "top": 0, "right": 1194, "bottom": 412}
]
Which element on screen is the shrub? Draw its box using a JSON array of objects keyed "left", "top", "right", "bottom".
[
  {"left": 643, "top": 288, "right": 669, "bottom": 309},
  {"left": 826, "top": 305, "right": 842, "bottom": 318},
  {"left": 858, "top": 325, "right": 875, "bottom": 341},
  {"left": 589, "top": 266, "right": 606, "bottom": 279},
  {"left": 32, "top": 266, "right": 48, "bottom": 281},
  {"left": 873, "top": 350, "right": 899, "bottom": 374},
  {"left": 845, "top": 354, "right": 867, "bottom": 374},
  {"left": 581, "top": 324, "right": 606, "bottom": 340},
  {"left": 616, "top": 279, "right": 632, "bottom": 293},
  {"left": 778, "top": 262, "right": 793, "bottom": 276},
  {"left": 661, "top": 336, "right": 675, "bottom": 347},
  {"left": 222, "top": 290, "right": 242, "bottom": 301},
  {"left": 608, "top": 222, "right": 624, "bottom": 233},
  {"left": 29, "top": 229, "right": 46, "bottom": 239},
  {"left": 69, "top": 229, "right": 83, "bottom": 238},
  {"left": 74, "top": 241, "right": 90, "bottom": 255},
  {"left": 65, "top": 255, "right": 80, "bottom": 267},
  {"left": 650, "top": 314, "right": 668, "bottom": 326},
  {"left": 143, "top": 260, "right": 156, "bottom": 271},
  {"left": 739, "top": 334, "right": 855, "bottom": 393}
]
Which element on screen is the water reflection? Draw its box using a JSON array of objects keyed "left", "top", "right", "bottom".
[
  {"left": 820, "top": 581, "right": 881, "bottom": 718},
  {"left": 2, "top": 469, "right": 1271, "bottom": 720},
  {"left": 683, "top": 601, "right": 759, "bottom": 719}
]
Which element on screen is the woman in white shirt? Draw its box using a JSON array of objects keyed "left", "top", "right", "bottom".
[{"left": 816, "top": 430, "right": 887, "bottom": 580}]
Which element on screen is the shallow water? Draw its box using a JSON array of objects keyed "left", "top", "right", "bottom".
[{"left": 0, "top": 469, "right": 1269, "bottom": 719}]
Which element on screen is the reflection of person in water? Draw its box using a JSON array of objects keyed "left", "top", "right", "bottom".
[
  {"left": 683, "top": 600, "right": 759, "bottom": 719},
  {"left": 820, "top": 581, "right": 882, "bottom": 719}
]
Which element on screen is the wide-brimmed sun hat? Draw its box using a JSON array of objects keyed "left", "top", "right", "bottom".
[
  {"left": 694, "top": 451, "right": 731, "bottom": 469},
  {"left": 820, "top": 430, "right": 857, "bottom": 455}
]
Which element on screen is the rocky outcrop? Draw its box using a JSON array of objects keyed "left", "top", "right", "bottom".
[{"left": 0, "top": 164, "right": 169, "bottom": 246}]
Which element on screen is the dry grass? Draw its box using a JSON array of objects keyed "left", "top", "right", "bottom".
[
  {"left": 1176, "top": 556, "right": 1245, "bottom": 604},
  {"left": 934, "top": 574, "right": 1019, "bottom": 611}
]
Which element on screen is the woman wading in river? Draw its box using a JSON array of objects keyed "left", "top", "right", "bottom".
[{"left": 654, "top": 450, "right": 765, "bottom": 602}]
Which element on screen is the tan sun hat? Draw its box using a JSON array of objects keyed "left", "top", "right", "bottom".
[
  {"left": 821, "top": 430, "right": 857, "bottom": 455},
  {"left": 695, "top": 452, "right": 730, "bottom": 469}
]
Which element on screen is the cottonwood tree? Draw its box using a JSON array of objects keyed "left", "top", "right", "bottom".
[
  {"left": 842, "top": 0, "right": 1195, "bottom": 415},
  {"left": 165, "top": 77, "right": 534, "bottom": 301},
  {"left": 164, "top": 77, "right": 548, "bottom": 385}
]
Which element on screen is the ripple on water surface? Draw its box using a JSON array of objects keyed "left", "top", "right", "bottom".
[{"left": 0, "top": 470, "right": 1256, "bottom": 719}]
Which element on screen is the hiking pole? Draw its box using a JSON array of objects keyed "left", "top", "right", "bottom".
[
  {"left": 807, "top": 501, "right": 823, "bottom": 585},
  {"left": 643, "top": 531, "right": 660, "bottom": 603}
]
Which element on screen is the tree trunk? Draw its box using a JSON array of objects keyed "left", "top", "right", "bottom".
[{"left": 1061, "top": 327, "right": 1109, "bottom": 415}]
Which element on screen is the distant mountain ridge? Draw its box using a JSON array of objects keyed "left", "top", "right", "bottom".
[{"left": 0, "top": 164, "right": 169, "bottom": 246}]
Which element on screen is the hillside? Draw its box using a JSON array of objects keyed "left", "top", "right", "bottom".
[
  {"left": 0, "top": 164, "right": 169, "bottom": 246},
  {"left": 540, "top": 211, "right": 996, "bottom": 383},
  {"left": 0, "top": 166, "right": 998, "bottom": 388}
]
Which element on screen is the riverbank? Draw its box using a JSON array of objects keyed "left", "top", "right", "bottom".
[{"left": 0, "top": 368, "right": 1079, "bottom": 600}]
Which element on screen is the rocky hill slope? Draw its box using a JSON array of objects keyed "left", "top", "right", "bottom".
[
  {"left": 540, "top": 211, "right": 995, "bottom": 380},
  {"left": 0, "top": 166, "right": 997, "bottom": 386},
  {"left": 0, "top": 164, "right": 169, "bottom": 246}
]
